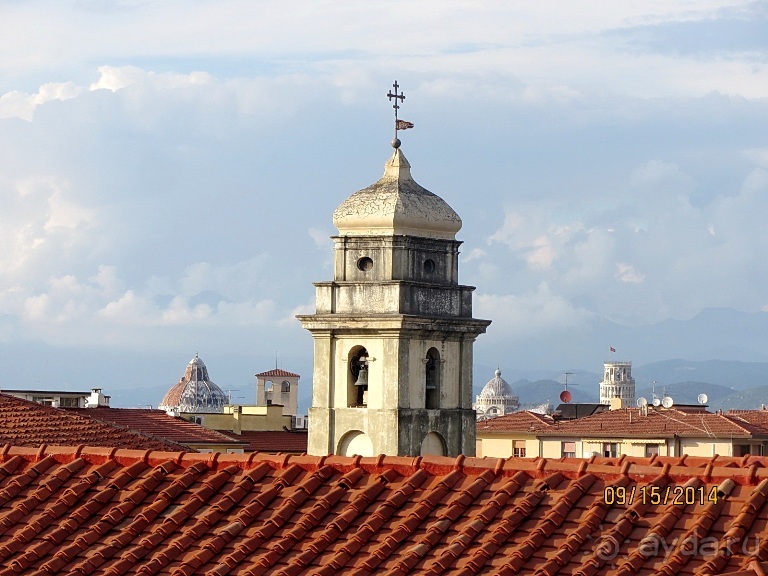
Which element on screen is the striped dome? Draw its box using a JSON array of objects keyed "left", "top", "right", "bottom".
[{"left": 159, "top": 354, "right": 228, "bottom": 413}]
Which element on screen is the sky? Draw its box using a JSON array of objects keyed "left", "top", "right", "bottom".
[{"left": 1, "top": 1, "right": 767, "bottom": 408}]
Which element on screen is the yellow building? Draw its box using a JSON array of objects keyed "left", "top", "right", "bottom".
[{"left": 477, "top": 406, "right": 768, "bottom": 459}]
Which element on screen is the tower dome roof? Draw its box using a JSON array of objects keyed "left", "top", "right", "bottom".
[
  {"left": 479, "top": 369, "right": 514, "bottom": 398},
  {"left": 159, "top": 354, "right": 228, "bottom": 413},
  {"left": 332, "top": 148, "right": 462, "bottom": 240}
]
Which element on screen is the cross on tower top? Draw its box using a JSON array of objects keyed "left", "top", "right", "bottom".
[{"left": 386, "top": 80, "right": 413, "bottom": 148}]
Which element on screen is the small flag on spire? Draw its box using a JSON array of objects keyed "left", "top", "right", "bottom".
[
  {"left": 396, "top": 119, "right": 414, "bottom": 130},
  {"left": 610, "top": 346, "right": 616, "bottom": 353}
]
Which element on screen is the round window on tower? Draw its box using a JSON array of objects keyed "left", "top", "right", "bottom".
[
  {"left": 423, "top": 259, "right": 435, "bottom": 273},
  {"left": 357, "top": 257, "right": 374, "bottom": 271}
]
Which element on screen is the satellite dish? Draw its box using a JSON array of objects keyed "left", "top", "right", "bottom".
[
  {"left": 637, "top": 397, "right": 648, "bottom": 407},
  {"left": 662, "top": 396, "right": 674, "bottom": 409},
  {"left": 652, "top": 397, "right": 661, "bottom": 407},
  {"left": 698, "top": 393, "right": 708, "bottom": 405},
  {"left": 559, "top": 390, "right": 572, "bottom": 403}
]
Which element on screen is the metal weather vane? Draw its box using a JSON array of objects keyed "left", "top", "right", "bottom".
[{"left": 387, "top": 80, "right": 413, "bottom": 147}]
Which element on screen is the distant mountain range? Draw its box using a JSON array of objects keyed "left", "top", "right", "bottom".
[{"left": 2, "top": 306, "right": 767, "bottom": 413}]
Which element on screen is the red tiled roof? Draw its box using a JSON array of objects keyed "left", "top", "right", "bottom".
[
  {"left": 728, "top": 410, "right": 768, "bottom": 434},
  {"left": 64, "top": 407, "right": 246, "bottom": 447},
  {"left": 255, "top": 368, "right": 300, "bottom": 378},
  {"left": 219, "top": 429, "right": 308, "bottom": 452},
  {"left": 0, "top": 394, "right": 186, "bottom": 452},
  {"left": 1, "top": 446, "right": 768, "bottom": 574},
  {"left": 549, "top": 408, "right": 768, "bottom": 438},
  {"left": 477, "top": 410, "right": 555, "bottom": 433},
  {"left": 482, "top": 409, "right": 768, "bottom": 439}
]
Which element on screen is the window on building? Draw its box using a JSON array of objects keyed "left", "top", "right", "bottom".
[
  {"left": 513, "top": 440, "right": 526, "bottom": 458},
  {"left": 562, "top": 442, "right": 576, "bottom": 458},
  {"left": 645, "top": 444, "right": 660, "bottom": 457},
  {"left": 425, "top": 347, "right": 441, "bottom": 409},
  {"left": 281, "top": 380, "right": 290, "bottom": 393},
  {"left": 32, "top": 396, "right": 54, "bottom": 406},
  {"left": 603, "top": 443, "right": 618, "bottom": 458},
  {"left": 734, "top": 444, "right": 751, "bottom": 457},
  {"left": 265, "top": 381, "right": 274, "bottom": 406},
  {"left": 58, "top": 396, "right": 80, "bottom": 408}
]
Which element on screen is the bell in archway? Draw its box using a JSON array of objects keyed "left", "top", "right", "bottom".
[{"left": 354, "top": 364, "right": 369, "bottom": 387}]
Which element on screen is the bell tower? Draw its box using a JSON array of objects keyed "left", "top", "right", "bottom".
[{"left": 298, "top": 83, "right": 490, "bottom": 457}]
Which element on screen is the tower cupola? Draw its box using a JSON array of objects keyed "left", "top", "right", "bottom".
[{"left": 298, "top": 82, "right": 490, "bottom": 458}]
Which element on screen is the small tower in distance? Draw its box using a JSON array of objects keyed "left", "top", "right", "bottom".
[
  {"left": 298, "top": 82, "right": 491, "bottom": 458},
  {"left": 255, "top": 368, "right": 299, "bottom": 417},
  {"left": 599, "top": 361, "right": 635, "bottom": 406}
]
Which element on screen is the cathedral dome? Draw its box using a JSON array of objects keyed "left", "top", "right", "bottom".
[
  {"left": 333, "top": 148, "right": 462, "bottom": 240},
  {"left": 475, "top": 368, "right": 519, "bottom": 420},
  {"left": 479, "top": 369, "right": 514, "bottom": 398},
  {"left": 159, "top": 354, "right": 228, "bottom": 413}
]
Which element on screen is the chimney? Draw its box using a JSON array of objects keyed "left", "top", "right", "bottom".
[
  {"left": 232, "top": 405, "right": 242, "bottom": 435},
  {"left": 87, "top": 388, "right": 109, "bottom": 408},
  {"left": 609, "top": 397, "right": 625, "bottom": 411}
]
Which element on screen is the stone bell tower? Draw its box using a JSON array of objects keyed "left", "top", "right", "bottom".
[{"left": 298, "top": 88, "right": 490, "bottom": 457}]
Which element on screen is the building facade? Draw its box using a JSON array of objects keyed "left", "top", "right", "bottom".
[
  {"left": 477, "top": 406, "right": 768, "bottom": 459},
  {"left": 298, "top": 144, "right": 490, "bottom": 457}
]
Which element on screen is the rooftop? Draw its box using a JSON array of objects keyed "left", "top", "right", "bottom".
[
  {"left": 255, "top": 368, "right": 301, "bottom": 378},
  {"left": 477, "top": 410, "right": 555, "bottom": 433},
  {"left": 480, "top": 408, "right": 768, "bottom": 439},
  {"left": 0, "top": 446, "right": 768, "bottom": 575},
  {"left": 332, "top": 148, "right": 462, "bottom": 240},
  {"left": 63, "top": 407, "right": 246, "bottom": 448},
  {"left": 0, "top": 394, "right": 186, "bottom": 452}
]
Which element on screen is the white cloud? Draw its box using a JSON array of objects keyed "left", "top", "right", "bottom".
[
  {"left": 615, "top": 263, "right": 645, "bottom": 284},
  {"left": 308, "top": 227, "right": 332, "bottom": 248},
  {"left": 476, "top": 283, "right": 594, "bottom": 339},
  {"left": 0, "top": 1, "right": 765, "bottom": 391},
  {"left": 0, "top": 82, "right": 82, "bottom": 120},
  {"left": 461, "top": 248, "right": 486, "bottom": 263}
]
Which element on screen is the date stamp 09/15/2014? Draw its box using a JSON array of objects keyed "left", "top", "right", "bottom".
[{"left": 603, "top": 485, "right": 720, "bottom": 506}]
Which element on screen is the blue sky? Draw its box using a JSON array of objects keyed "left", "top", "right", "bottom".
[{"left": 1, "top": 1, "right": 767, "bottom": 407}]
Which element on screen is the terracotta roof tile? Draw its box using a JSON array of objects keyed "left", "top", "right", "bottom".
[
  {"left": 0, "top": 394, "right": 188, "bottom": 452},
  {"left": 481, "top": 408, "right": 768, "bottom": 439},
  {"left": 2, "top": 447, "right": 768, "bottom": 574},
  {"left": 256, "top": 368, "right": 301, "bottom": 378},
  {"left": 477, "top": 411, "right": 555, "bottom": 433},
  {"left": 63, "top": 407, "right": 244, "bottom": 447}
]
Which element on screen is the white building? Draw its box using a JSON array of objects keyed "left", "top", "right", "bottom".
[
  {"left": 474, "top": 369, "right": 519, "bottom": 420},
  {"left": 599, "top": 361, "right": 636, "bottom": 406}
]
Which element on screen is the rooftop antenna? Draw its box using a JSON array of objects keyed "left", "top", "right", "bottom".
[
  {"left": 698, "top": 393, "right": 708, "bottom": 405},
  {"left": 387, "top": 80, "right": 413, "bottom": 148},
  {"left": 560, "top": 371, "right": 576, "bottom": 403},
  {"left": 650, "top": 380, "right": 661, "bottom": 407}
]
